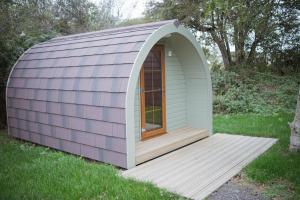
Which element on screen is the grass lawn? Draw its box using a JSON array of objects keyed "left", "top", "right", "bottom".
[
  {"left": 214, "top": 112, "right": 300, "bottom": 199},
  {"left": 0, "top": 131, "right": 182, "bottom": 200},
  {"left": 1, "top": 112, "right": 299, "bottom": 199}
]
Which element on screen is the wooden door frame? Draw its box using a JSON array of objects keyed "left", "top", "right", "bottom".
[{"left": 140, "top": 44, "right": 166, "bottom": 140}]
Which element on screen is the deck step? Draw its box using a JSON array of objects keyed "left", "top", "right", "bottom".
[
  {"left": 136, "top": 127, "right": 209, "bottom": 164},
  {"left": 125, "top": 134, "right": 277, "bottom": 200}
]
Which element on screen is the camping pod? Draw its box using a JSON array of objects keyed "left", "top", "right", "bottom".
[{"left": 6, "top": 20, "right": 212, "bottom": 169}]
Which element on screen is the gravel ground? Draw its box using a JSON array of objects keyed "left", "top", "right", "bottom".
[{"left": 207, "top": 174, "right": 268, "bottom": 200}]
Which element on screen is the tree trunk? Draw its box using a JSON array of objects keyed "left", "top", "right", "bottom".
[
  {"left": 235, "top": 31, "right": 246, "bottom": 64},
  {"left": 290, "top": 88, "right": 300, "bottom": 152},
  {"left": 217, "top": 40, "right": 231, "bottom": 68},
  {"left": 247, "top": 34, "right": 260, "bottom": 63},
  {"left": 210, "top": 31, "right": 232, "bottom": 68},
  {"left": 224, "top": 31, "right": 232, "bottom": 65},
  {"left": 233, "top": 22, "right": 248, "bottom": 65}
]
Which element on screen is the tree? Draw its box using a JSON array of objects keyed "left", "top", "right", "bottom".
[
  {"left": 145, "top": 0, "right": 299, "bottom": 68},
  {"left": 289, "top": 89, "right": 300, "bottom": 152},
  {"left": 0, "top": 0, "right": 120, "bottom": 128},
  {"left": 53, "top": 0, "right": 118, "bottom": 34}
]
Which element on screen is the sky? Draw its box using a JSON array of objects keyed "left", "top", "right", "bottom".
[
  {"left": 91, "top": 0, "right": 148, "bottom": 19},
  {"left": 119, "top": 0, "right": 148, "bottom": 19}
]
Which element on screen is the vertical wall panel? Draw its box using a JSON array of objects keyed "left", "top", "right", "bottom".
[
  {"left": 164, "top": 41, "right": 188, "bottom": 131},
  {"left": 169, "top": 33, "right": 212, "bottom": 132}
]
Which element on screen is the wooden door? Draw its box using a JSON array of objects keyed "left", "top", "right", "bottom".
[{"left": 140, "top": 45, "right": 166, "bottom": 140}]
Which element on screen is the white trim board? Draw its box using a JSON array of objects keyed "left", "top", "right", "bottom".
[{"left": 125, "top": 23, "right": 212, "bottom": 168}]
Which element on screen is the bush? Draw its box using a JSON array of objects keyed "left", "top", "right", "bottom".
[
  {"left": 211, "top": 67, "right": 300, "bottom": 114},
  {"left": 0, "top": 33, "right": 56, "bottom": 128}
]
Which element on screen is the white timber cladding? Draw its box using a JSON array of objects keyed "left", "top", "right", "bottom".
[
  {"left": 164, "top": 40, "right": 188, "bottom": 131},
  {"left": 170, "top": 34, "right": 210, "bottom": 129},
  {"left": 134, "top": 40, "right": 188, "bottom": 141}
]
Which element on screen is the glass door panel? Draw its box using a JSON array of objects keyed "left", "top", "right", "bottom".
[{"left": 140, "top": 45, "right": 165, "bottom": 140}]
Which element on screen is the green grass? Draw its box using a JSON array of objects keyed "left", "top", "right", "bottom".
[
  {"left": 0, "top": 131, "right": 183, "bottom": 200},
  {"left": 1, "top": 113, "right": 299, "bottom": 199},
  {"left": 214, "top": 112, "right": 300, "bottom": 199}
]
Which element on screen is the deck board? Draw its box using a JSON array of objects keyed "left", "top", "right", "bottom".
[
  {"left": 123, "top": 133, "right": 277, "bottom": 200},
  {"left": 135, "top": 127, "right": 209, "bottom": 164}
]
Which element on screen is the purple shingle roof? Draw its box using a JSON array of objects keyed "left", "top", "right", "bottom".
[{"left": 6, "top": 20, "right": 177, "bottom": 168}]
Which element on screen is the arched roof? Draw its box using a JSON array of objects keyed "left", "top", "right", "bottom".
[
  {"left": 6, "top": 20, "right": 211, "bottom": 169},
  {"left": 125, "top": 21, "right": 212, "bottom": 168}
]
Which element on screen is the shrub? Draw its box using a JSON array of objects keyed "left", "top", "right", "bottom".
[{"left": 211, "top": 67, "right": 299, "bottom": 114}]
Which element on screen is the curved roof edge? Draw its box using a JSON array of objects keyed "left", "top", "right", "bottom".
[
  {"left": 40, "top": 20, "right": 179, "bottom": 45},
  {"left": 125, "top": 22, "right": 212, "bottom": 168}
]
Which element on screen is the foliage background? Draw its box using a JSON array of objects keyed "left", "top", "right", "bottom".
[
  {"left": 212, "top": 67, "right": 300, "bottom": 114},
  {"left": 146, "top": 0, "right": 299, "bottom": 68},
  {"left": 145, "top": 0, "right": 299, "bottom": 115},
  {"left": 0, "top": 0, "right": 119, "bottom": 128},
  {"left": 0, "top": 0, "right": 299, "bottom": 129}
]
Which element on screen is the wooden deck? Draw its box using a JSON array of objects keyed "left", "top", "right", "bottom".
[
  {"left": 136, "top": 127, "right": 209, "bottom": 164},
  {"left": 124, "top": 134, "right": 277, "bottom": 200}
]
